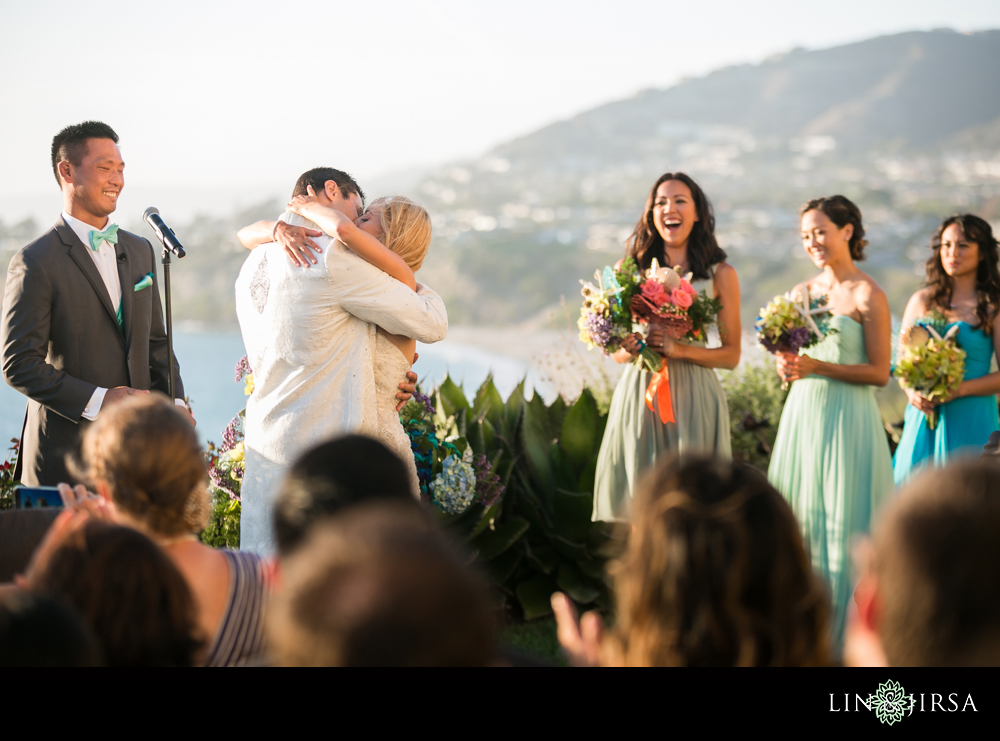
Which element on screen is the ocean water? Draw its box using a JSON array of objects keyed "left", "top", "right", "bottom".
[{"left": 0, "top": 331, "right": 538, "bottom": 454}]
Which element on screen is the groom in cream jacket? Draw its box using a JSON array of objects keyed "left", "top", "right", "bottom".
[{"left": 235, "top": 167, "right": 447, "bottom": 553}]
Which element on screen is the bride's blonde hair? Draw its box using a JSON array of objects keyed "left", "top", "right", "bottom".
[{"left": 369, "top": 196, "right": 431, "bottom": 271}]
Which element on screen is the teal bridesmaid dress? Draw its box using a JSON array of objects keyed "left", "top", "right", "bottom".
[
  {"left": 893, "top": 321, "right": 999, "bottom": 485},
  {"left": 592, "top": 273, "right": 732, "bottom": 523},
  {"left": 767, "top": 314, "right": 894, "bottom": 649}
]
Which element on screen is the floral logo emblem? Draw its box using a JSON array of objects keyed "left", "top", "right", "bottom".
[{"left": 869, "top": 680, "right": 913, "bottom": 725}]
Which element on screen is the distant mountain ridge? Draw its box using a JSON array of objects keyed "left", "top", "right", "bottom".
[
  {"left": 407, "top": 29, "right": 1000, "bottom": 328},
  {"left": 496, "top": 29, "right": 1000, "bottom": 162}
]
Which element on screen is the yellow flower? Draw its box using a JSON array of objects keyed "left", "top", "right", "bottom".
[
  {"left": 244, "top": 374, "right": 255, "bottom": 396},
  {"left": 224, "top": 442, "right": 244, "bottom": 464}
]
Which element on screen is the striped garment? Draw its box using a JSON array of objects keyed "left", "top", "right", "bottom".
[{"left": 204, "top": 549, "right": 270, "bottom": 667}]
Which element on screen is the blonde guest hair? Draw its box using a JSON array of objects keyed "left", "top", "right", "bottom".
[
  {"left": 72, "top": 395, "right": 211, "bottom": 537},
  {"left": 369, "top": 196, "right": 432, "bottom": 271}
]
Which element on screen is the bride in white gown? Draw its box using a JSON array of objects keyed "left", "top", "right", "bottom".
[{"left": 284, "top": 187, "right": 434, "bottom": 497}]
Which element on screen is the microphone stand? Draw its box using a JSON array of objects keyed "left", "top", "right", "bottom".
[
  {"left": 162, "top": 244, "right": 176, "bottom": 400},
  {"left": 145, "top": 214, "right": 185, "bottom": 400}
]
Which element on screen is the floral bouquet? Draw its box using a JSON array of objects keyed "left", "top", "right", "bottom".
[
  {"left": 894, "top": 311, "right": 966, "bottom": 431},
  {"left": 400, "top": 390, "right": 504, "bottom": 515},
  {"left": 628, "top": 258, "right": 722, "bottom": 343},
  {"left": 756, "top": 287, "right": 836, "bottom": 389},
  {"left": 206, "top": 357, "right": 253, "bottom": 502},
  {"left": 578, "top": 257, "right": 664, "bottom": 374}
]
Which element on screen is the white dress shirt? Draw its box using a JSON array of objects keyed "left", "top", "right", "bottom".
[{"left": 62, "top": 212, "right": 185, "bottom": 419}]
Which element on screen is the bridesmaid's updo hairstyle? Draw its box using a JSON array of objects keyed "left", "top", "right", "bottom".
[
  {"left": 626, "top": 172, "right": 726, "bottom": 281},
  {"left": 926, "top": 214, "right": 1000, "bottom": 335},
  {"left": 606, "top": 455, "right": 831, "bottom": 666},
  {"left": 368, "top": 196, "right": 432, "bottom": 272},
  {"left": 73, "top": 395, "right": 210, "bottom": 538},
  {"left": 800, "top": 195, "right": 868, "bottom": 261}
]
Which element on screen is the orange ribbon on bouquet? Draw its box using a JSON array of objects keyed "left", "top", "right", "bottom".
[{"left": 645, "top": 361, "right": 674, "bottom": 424}]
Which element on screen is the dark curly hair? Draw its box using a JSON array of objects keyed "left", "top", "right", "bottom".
[
  {"left": 625, "top": 172, "right": 726, "bottom": 281},
  {"left": 800, "top": 195, "right": 869, "bottom": 261},
  {"left": 925, "top": 214, "right": 1000, "bottom": 335},
  {"left": 606, "top": 455, "right": 831, "bottom": 666}
]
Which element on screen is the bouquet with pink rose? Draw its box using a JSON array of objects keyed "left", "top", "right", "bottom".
[{"left": 630, "top": 258, "right": 721, "bottom": 342}]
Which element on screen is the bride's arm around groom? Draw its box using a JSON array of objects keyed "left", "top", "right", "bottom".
[{"left": 325, "top": 235, "right": 448, "bottom": 345}]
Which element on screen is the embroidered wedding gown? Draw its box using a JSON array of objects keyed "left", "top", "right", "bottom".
[{"left": 374, "top": 331, "right": 421, "bottom": 498}]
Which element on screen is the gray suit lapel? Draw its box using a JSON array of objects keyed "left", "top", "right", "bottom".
[
  {"left": 55, "top": 218, "right": 123, "bottom": 340},
  {"left": 116, "top": 239, "right": 134, "bottom": 349}
]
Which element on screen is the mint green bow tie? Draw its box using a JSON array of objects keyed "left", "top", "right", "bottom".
[{"left": 89, "top": 224, "right": 119, "bottom": 251}]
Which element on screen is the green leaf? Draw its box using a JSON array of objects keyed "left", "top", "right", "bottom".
[
  {"left": 522, "top": 392, "right": 556, "bottom": 496},
  {"left": 523, "top": 541, "right": 559, "bottom": 575},
  {"left": 553, "top": 488, "right": 596, "bottom": 541},
  {"left": 502, "top": 379, "right": 526, "bottom": 437},
  {"left": 468, "top": 500, "right": 501, "bottom": 540},
  {"left": 438, "top": 376, "right": 469, "bottom": 417},
  {"left": 472, "top": 517, "right": 530, "bottom": 561},
  {"left": 576, "top": 556, "right": 607, "bottom": 580},
  {"left": 480, "top": 418, "right": 495, "bottom": 455},
  {"left": 515, "top": 574, "right": 558, "bottom": 620},
  {"left": 484, "top": 544, "right": 524, "bottom": 586},
  {"left": 556, "top": 561, "right": 602, "bottom": 605},
  {"left": 559, "top": 389, "right": 599, "bottom": 471},
  {"left": 473, "top": 375, "right": 505, "bottom": 429}
]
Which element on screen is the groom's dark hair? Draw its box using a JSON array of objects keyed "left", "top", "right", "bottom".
[
  {"left": 51, "top": 121, "right": 119, "bottom": 185},
  {"left": 293, "top": 167, "right": 365, "bottom": 202}
]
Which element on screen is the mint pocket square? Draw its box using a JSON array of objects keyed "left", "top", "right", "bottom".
[{"left": 134, "top": 272, "right": 153, "bottom": 292}]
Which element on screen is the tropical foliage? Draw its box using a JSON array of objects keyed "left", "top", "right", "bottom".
[{"left": 422, "top": 376, "right": 615, "bottom": 620}]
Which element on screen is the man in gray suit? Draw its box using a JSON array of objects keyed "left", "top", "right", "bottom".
[{"left": 1, "top": 121, "right": 188, "bottom": 486}]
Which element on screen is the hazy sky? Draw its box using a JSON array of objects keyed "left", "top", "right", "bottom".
[{"left": 2, "top": 0, "right": 999, "bottom": 221}]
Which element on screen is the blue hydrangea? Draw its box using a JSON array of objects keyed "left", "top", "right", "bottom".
[{"left": 430, "top": 450, "right": 477, "bottom": 514}]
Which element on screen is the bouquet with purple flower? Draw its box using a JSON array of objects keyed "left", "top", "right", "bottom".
[
  {"left": 756, "top": 288, "right": 835, "bottom": 389},
  {"left": 578, "top": 257, "right": 663, "bottom": 373},
  {"left": 399, "top": 389, "right": 505, "bottom": 514}
]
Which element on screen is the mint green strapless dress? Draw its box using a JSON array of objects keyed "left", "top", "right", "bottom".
[
  {"left": 592, "top": 319, "right": 732, "bottom": 522},
  {"left": 767, "top": 315, "right": 894, "bottom": 648},
  {"left": 893, "top": 321, "right": 999, "bottom": 485}
]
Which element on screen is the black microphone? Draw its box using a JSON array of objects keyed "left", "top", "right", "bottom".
[{"left": 143, "top": 207, "right": 186, "bottom": 258}]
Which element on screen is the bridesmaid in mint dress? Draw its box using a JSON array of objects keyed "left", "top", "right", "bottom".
[
  {"left": 592, "top": 173, "right": 741, "bottom": 523},
  {"left": 768, "top": 196, "right": 894, "bottom": 649},
  {"left": 893, "top": 214, "right": 1000, "bottom": 484}
]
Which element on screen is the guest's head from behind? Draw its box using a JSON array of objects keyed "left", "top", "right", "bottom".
[
  {"left": 800, "top": 195, "right": 868, "bottom": 266},
  {"left": 854, "top": 459, "right": 1000, "bottom": 666},
  {"left": 291, "top": 166, "right": 365, "bottom": 220},
  {"left": 269, "top": 502, "right": 495, "bottom": 666},
  {"left": 32, "top": 520, "right": 203, "bottom": 666},
  {"left": 51, "top": 121, "right": 123, "bottom": 219},
  {"left": 925, "top": 214, "right": 1000, "bottom": 334},
  {"left": 72, "top": 394, "right": 210, "bottom": 539},
  {"left": 606, "top": 455, "right": 830, "bottom": 666},
  {"left": 626, "top": 172, "right": 726, "bottom": 279},
  {"left": 0, "top": 591, "right": 103, "bottom": 667},
  {"left": 274, "top": 435, "right": 419, "bottom": 558},
  {"left": 356, "top": 196, "right": 432, "bottom": 271}
]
